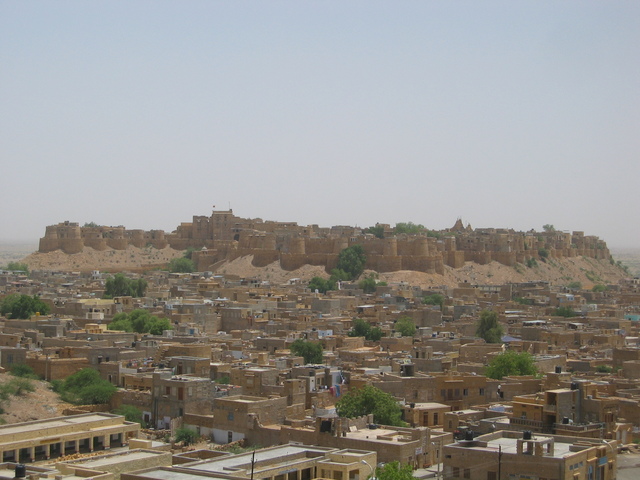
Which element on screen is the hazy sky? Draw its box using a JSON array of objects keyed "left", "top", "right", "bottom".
[{"left": 1, "top": 1, "right": 639, "bottom": 248}]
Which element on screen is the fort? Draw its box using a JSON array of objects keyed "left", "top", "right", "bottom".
[{"left": 38, "top": 210, "right": 611, "bottom": 275}]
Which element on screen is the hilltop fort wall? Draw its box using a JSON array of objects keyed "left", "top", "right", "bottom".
[{"left": 38, "top": 211, "right": 611, "bottom": 274}]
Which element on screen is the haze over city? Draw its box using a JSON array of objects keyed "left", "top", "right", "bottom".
[{"left": 1, "top": 2, "right": 638, "bottom": 248}]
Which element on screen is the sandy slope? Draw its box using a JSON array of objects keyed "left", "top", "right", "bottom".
[
  {"left": 0, "top": 374, "right": 72, "bottom": 424},
  {"left": 20, "top": 245, "right": 626, "bottom": 288},
  {"left": 22, "top": 245, "right": 184, "bottom": 273}
]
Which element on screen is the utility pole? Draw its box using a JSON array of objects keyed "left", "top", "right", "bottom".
[
  {"left": 498, "top": 445, "right": 502, "bottom": 480},
  {"left": 250, "top": 450, "right": 256, "bottom": 480}
]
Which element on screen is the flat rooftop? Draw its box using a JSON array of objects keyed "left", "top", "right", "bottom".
[
  {"left": 183, "top": 445, "right": 331, "bottom": 474},
  {"left": 0, "top": 413, "right": 122, "bottom": 437}
]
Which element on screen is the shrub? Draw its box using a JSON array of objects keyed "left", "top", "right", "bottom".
[
  {"left": 423, "top": 294, "right": 444, "bottom": 309},
  {"left": 9, "top": 363, "right": 39, "bottom": 379},
  {"left": 554, "top": 306, "right": 576, "bottom": 318},
  {"left": 485, "top": 351, "right": 538, "bottom": 380},
  {"left": 114, "top": 405, "right": 146, "bottom": 427},
  {"left": 175, "top": 427, "right": 198, "bottom": 445}
]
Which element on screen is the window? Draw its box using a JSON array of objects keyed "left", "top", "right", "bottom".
[
  {"left": 228, "top": 412, "right": 234, "bottom": 421},
  {"left": 463, "top": 389, "right": 468, "bottom": 396},
  {"left": 464, "top": 468, "right": 470, "bottom": 479},
  {"left": 479, "top": 388, "right": 485, "bottom": 396},
  {"left": 453, "top": 467, "right": 460, "bottom": 477}
]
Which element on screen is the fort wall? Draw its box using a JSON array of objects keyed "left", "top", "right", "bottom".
[{"left": 39, "top": 211, "right": 613, "bottom": 275}]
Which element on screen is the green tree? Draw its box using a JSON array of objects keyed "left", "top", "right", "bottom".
[
  {"left": 59, "top": 368, "right": 116, "bottom": 405},
  {"left": 395, "top": 222, "right": 424, "bottom": 235},
  {"left": 83, "top": 221, "right": 99, "bottom": 227},
  {"left": 107, "top": 309, "right": 172, "bottom": 335},
  {"left": 542, "top": 224, "right": 555, "bottom": 232},
  {"left": 374, "top": 461, "right": 414, "bottom": 480},
  {"left": 5, "top": 262, "right": 29, "bottom": 275},
  {"left": 567, "top": 281, "right": 582, "bottom": 290},
  {"left": 592, "top": 284, "right": 608, "bottom": 292},
  {"left": 364, "top": 225, "right": 385, "bottom": 239},
  {"left": 349, "top": 318, "right": 384, "bottom": 341},
  {"left": 368, "top": 327, "right": 384, "bottom": 342},
  {"left": 395, "top": 317, "right": 416, "bottom": 337},
  {"left": 475, "top": 310, "right": 504, "bottom": 344},
  {"left": 175, "top": 427, "right": 198, "bottom": 445},
  {"left": 104, "top": 273, "right": 147, "bottom": 298},
  {"left": 0, "top": 294, "right": 50, "bottom": 319},
  {"left": 77, "top": 382, "right": 117, "bottom": 404},
  {"left": 290, "top": 339, "right": 323, "bottom": 364},
  {"left": 422, "top": 293, "right": 444, "bottom": 309},
  {"left": 336, "top": 245, "right": 367, "bottom": 280},
  {"left": 538, "top": 248, "right": 549, "bottom": 261},
  {"left": 359, "top": 273, "right": 384, "bottom": 294},
  {"left": 485, "top": 351, "right": 538, "bottom": 379},
  {"left": 114, "top": 405, "right": 146, "bottom": 426},
  {"left": 554, "top": 306, "right": 576, "bottom": 318},
  {"left": 336, "top": 384, "right": 405, "bottom": 426},
  {"left": 309, "top": 276, "right": 332, "bottom": 294},
  {"left": 168, "top": 257, "right": 195, "bottom": 273},
  {"left": 108, "top": 312, "right": 134, "bottom": 332}
]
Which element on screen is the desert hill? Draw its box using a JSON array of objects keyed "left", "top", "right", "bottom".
[{"left": 20, "top": 245, "right": 626, "bottom": 289}]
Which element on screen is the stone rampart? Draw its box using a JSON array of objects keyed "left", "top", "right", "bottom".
[{"left": 38, "top": 212, "right": 613, "bottom": 276}]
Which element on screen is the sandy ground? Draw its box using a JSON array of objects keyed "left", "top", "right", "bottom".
[
  {"left": 0, "top": 374, "right": 72, "bottom": 424},
  {"left": 212, "top": 254, "right": 625, "bottom": 289}
]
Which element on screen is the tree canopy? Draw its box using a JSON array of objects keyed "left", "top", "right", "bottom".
[
  {"left": 336, "top": 245, "right": 367, "bottom": 280},
  {"left": 289, "top": 339, "right": 323, "bottom": 364},
  {"left": 169, "top": 257, "right": 196, "bottom": 273},
  {"left": 554, "top": 306, "right": 576, "bottom": 318},
  {"left": 375, "top": 461, "right": 414, "bottom": 480},
  {"left": 476, "top": 310, "right": 504, "bottom": 343},
  {"left": 108, "top": 309, "right": 173, "bottom": 335},
  {"left": 0, "top": 294, "right": 50, "bottom": 319},
  {"left": 422, "top": 293, "right": 444, "bottom": 309},
  {"left": 349, "top": 318, "right": 384, "bottom": 341},
  {"left": 308, "top": 268, "right": 354, "bottom": 294},
  {"left": 4, "top": 262, "right": 29, "bottom": 275},
  {"left": 113, "top": 405, "right": 146, "bottom": 427},
  {"left": 359, "top": 273, "right": 386, "bottom": 294},
  {"left": 394, "top": 222, "right": 424, "bottom": 235},
  {"left": 485, "top": 351, "right": 538, "bottom": 379},
  {"left": 336, "top": 384, "right": 405, "bottom": 426},
  {"left": 395, "top": 317, "right": 416, "bottom": 337},
  {"left": 364, "top": 225, "right": 384, "bottom": 239},
  {"left": 104, "top": 273, "right": 147, "bottom": 298},
  {"left": 56, "top": 368, "right": 117, "bottom": 405}
]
